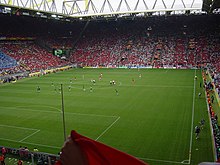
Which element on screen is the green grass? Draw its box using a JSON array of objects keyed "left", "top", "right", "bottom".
[{"left": 0, "top": 68, "right": 214, "bottom": 164}]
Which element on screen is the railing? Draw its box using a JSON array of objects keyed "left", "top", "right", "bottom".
[
  {"left": 0, "top": 146, "right": 59, "bottom": 165},
  {"left": 205, "top": 70, "right": 220, "bottom": 162}
]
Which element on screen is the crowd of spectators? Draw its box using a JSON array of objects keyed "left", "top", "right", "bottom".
[
  {"left": 44, "top": 37, "right": 73, "bottom": 49},
  {"left": 69, "top": 15, "right": 220, "bottom": 69},
  {"left": 0, "top": 66, "right": 26, "bottom": 77},
  {"left": 0, "top": 14, "right": 219, "bottom": 73},
  {"left": 0, "top": 146, "right": 58, "bottom": 165},
  {"left": 204, "top": 36, "right": 220, "bottom": 97},
  {"left": 202, "top": 71, "right": 220, "bottom": 162},
  {"left": 0, "top": 41, "right": 70, "bottom": 75}
]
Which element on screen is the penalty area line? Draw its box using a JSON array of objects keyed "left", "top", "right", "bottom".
[
  {"left": 19, "top": 129, "right": 41, "bottom": 142},
  {"left": 3, "top": 106, "right": 118, "bottom": 118},
  {"left": 0, "top": 124, "right": 38, "bottom": 131},
  {"left": 95, "top": 116, "right": 120, "bottom": 141},
  {"left": 138, "top": 157, "right": 189, "bottom": 164},
  {"left": 0, "top": 137, "right": 60, "bottom": 149}
]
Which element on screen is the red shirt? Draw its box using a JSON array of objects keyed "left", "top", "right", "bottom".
[
  {"left": 18, "top": 160, "right": 23, "bottom": 165},
  {"left": 1, "top": 148, "right": 6, "bottom": 154},
  {"left": 0, "top": 155, "right": 4, "bottom": 161}
]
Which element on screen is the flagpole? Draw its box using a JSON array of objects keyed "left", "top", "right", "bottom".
[{"left": 61, "top": 84, "right": 67, "bottom": 141}]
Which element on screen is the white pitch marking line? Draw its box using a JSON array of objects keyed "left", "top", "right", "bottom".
[
  {"left": 0, "top": 137, "right": 60, "bottom": 149},
  {"left": 19, "top": 129, "right": 40, "bottom": 142},
  {"left": 137, "top": 157, "right": 185, "bottom": 164},
  {"left": 4, "top": 106, "right": 118, "bottom": 118},
  {"left": 181, "top": 159, "right": 190, "bottom": 164},
  {"left": 96, "top": 116, "right": 120, "bottom": 141},
  {"left": 15, "top": 105, "right": 61, "bottom": 113},
  {"left": 63, "top": 82, "right": 193, "bottom": 89},
  {"left": 65, "top": 112, "right": 118, "bottom": 118},
  {"left": 3, "top": 106, "right": 61, "bottom": 113},
  {"left": 16, "top": 105, "right": 60, "bottom": 111},
  {"left": 129, "top": 84, "right": 193, "bottom": 88},
  {"left": 188, "top": 69, "right": 196, "bottom": 164},
  {"left": 0, "top": 124, "right": 38, "bottom": 131}
]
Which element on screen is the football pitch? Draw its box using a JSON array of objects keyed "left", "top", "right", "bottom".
[{"left": 0, "top": 68, "right": 214, "bottom": 164}]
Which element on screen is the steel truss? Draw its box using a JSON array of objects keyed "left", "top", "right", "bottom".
[
  {"left": 0, "top": 0, "right": 203, "bottom": 18},
  {"left": 0, "top": 0, "right": 57, "bottom": 13}
]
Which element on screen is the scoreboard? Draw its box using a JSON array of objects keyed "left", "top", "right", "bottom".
[{"left": 52, "top": 49, "right": 65, "bottom": 57}]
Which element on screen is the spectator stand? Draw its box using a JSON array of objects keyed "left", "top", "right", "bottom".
[{"left": 203, "top": 69, "right": 220, "bottom": 162}]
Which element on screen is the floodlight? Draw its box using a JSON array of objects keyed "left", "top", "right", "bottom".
[
  {"left": 22, "top": 12, "right": 29, "bottom": 16},
  {"left": 51, "top": 14, "right": 57, "bottom": 18},
  {"left": 4, "top": 7, "right": 11, "bottom": 11}
]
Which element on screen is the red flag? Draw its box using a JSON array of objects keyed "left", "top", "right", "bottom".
[{"left": 57, "top": 130, "right": 147, "bottom": 165}]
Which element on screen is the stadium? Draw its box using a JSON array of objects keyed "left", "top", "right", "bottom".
[{"left": 0, "top": 0, "right": 220, "bottom": 164}]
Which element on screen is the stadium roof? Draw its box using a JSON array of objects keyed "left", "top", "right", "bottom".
[{"left": 0, "top": 0, "right": 204, "bottom": 20}]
